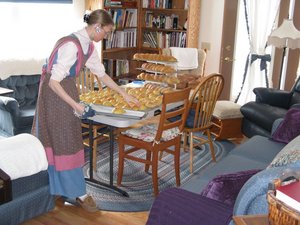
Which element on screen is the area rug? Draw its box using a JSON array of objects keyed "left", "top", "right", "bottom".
[{"left": 83, "top": 138, "right": 235, "bottom": 212}]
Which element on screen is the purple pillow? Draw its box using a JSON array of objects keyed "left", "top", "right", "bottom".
[
  {"left": 271, "top": 108, "right": 300, "bottom": 144},
  {"left": 200, "top": 169, "right": 261, "bottom": 207}
]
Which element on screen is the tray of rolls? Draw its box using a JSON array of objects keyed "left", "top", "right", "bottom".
[
  {"left": 91, "top": 105, "right": 147, "bottom": 120},
  {"left": 79, "top": 84, "right": 174, "bottom": 118}
]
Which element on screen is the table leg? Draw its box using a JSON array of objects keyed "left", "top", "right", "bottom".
[{"left": 85, "top": 119, "right": 129, "bottom": 197}]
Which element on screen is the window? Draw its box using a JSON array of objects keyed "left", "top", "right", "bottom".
[
  {"left": 0, "top": 0, "right": 84, "bottom": 78},
  {"left": 0, "top": 0, "right": 72, "bottom": 3}
]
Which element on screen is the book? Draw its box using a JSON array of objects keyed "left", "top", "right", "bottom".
[{"left": 276, "top": 181, "right": 300, "bottom": 212}]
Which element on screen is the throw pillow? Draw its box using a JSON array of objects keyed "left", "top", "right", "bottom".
[
  {"left": 271, "top": 108, "right": 300, "bottom": 144},
  {"left": 200, "top": 169, "right": 261, "bottom": 207},
  {"left": 268, "top": 135, "right": 300, "bottom": 168}
]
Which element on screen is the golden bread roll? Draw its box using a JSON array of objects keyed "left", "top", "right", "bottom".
[
  {"left": 102, "top": 101, "right": 113, "bottom": 107},
  {"left": 141, "top": 63, "right": 148, "bottom": 69},
  {"left": 112, "top": 107, "right": 126, "bottom": 114}
]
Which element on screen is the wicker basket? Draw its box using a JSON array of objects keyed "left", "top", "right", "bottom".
[{"left": 267, "top": 178, "right": 300, "bottom": 225}]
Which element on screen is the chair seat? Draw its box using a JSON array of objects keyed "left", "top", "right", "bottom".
[{"left": 122, "top": 123, "right": 180, "bottom": 142}]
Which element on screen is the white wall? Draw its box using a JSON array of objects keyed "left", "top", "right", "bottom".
[{"left": 199, "top": 0, "right": 225, "bottom": 75}]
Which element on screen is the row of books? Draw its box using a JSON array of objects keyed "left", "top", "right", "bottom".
[
  {"left": 143, "top": 31, "right": 186, "bottom": 48},
  {"left": 104, "top": 0, "right": 122, "bottom": 7},
  {"left": 142, "top": 0, "right": 189, "bottom": 9},
  {"left": 142, "top": 0, "right": 173, "bottom": 9},
  {"left": 104, "top": 29, "right": 137, "bottom": 49},
  {"left": 103, "top": 59, "right": 129, "bottom": 77},
  {"left": 145, "top": 12, "right": 179, "bottom": 29},
  {"left": 108, "top": 8, "right": 137, "bottom": 29},
  {"left": 105, "top": 0, "right": 137, "bottom": 7}
]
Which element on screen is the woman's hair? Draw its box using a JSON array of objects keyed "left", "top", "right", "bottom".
[{"left": 84, "top": 9, "right": 114, "bottom": 26}]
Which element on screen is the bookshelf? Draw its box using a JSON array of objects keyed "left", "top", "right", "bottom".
[
  {"left": 102, "top": 0, "right": 139, "bottom": 82},
  {"left": 86, "top": 0, "right": 201, "bottom": 82},
  {"left": 140, "top": 0, "right": 188, "bottom": 50}
]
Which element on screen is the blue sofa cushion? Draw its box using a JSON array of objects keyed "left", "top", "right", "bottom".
[
  {"left": 271, "top": 108, "right": 300, "bottom": 144},
  {"left": 200, "top": 169, "right": 261, "bottom": 207},
  {"left": 229, "top": 135, "right": 285, "bottom": 164},
  {"left": 182, "top": 136, "right": 285, "bottom": 193}
]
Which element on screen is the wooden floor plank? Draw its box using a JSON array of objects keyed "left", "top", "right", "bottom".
[{"left": 21, "top": 199, "right": 148, "bottom": 225}]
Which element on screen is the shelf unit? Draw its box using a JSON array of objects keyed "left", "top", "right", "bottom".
[
  {"left": 85, "top": 0, "right": 201, "bottom": 82},
  {"left": 102, "top": 1, "right": 140, "bottom": 82},
  {"left": 140, "top": 0, "right": 188, "bottom": 51}
]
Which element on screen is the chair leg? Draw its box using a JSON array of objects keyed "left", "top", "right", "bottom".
[
  {"left": 145, "top": 151, "right": 152, "bottom": 172},
  {"left": 92, "top": 128, "right": 98, "bottom": 172},
  {"left": 174, "top": 142, "right": 181, "bottom": 187},
  {"left": 207, "top": 130, "right": 216, "bottom": 162},
  {"left": 151, "top": 150, "right": 159, "bottom": 197},
  {"left": 117, "top": 138, "right": 125, "bottom": 186},
  {"left": 183, "top": 132, "right": 188, "bottom": 152},
  {"left": 158, "top": 150, "right": 164, "bottom": 161},
  {"left": 189, "top": 132, "right": 194, "bottom": 173}
]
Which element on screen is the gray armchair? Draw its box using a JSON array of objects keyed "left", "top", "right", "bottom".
[{"left": 0, "top": 75, "right": 40, "bottom": 136}]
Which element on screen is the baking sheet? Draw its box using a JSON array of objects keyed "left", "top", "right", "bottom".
[{"left": 91, "top": 104, "right": 147, "bottom": 120}]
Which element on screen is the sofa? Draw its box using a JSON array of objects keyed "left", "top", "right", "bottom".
[
  {"left": 240, "top": 76, "right": 300, "bottom": 138},
  {"left": 0, "top": 134, "right": 55, "bottom": 225},
  {"left": 146, "top": 114, "right": 300, "bottom": 225},
  {"left": 0, "top": 74, "right": 40, "bottom": 136}
]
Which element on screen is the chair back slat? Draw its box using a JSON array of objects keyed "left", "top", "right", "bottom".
[
  {"left": 76, "top": 68, "right": 102, "bottom": 95},
  {"left": 155, "top": 88, "right": 191, "bottom": 142}
]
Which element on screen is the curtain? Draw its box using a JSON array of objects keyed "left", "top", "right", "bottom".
[
  {"left": 0, "top": 0, "right": 85, "bottom": 79},
  {"left": 235, "top": 0, "right": 280, "bottom": 104}
]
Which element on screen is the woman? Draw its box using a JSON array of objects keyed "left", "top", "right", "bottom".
[{"left": 32, "top": 9, "right": 139, "bottom": 212}]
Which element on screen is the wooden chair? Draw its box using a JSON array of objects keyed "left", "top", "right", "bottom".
[
  {"left": 183, "top": 73, "right": 224, "bottom": 173},
  {"left": 76, "top": 68, "right": 106, "bottom": 171},
  {"left": 117, "top": 88, "right": 191, "bottom": 196}
]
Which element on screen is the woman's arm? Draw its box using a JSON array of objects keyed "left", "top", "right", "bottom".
[{"left": 100, "top": 74, "right": 140, "bottom": 107}]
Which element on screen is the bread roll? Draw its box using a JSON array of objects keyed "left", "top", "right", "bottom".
[{"left": 113, "top": 107, "right": 126, "bottom": 114}]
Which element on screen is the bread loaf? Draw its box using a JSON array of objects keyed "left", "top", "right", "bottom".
[
  {"left": 140, "top": 63, "right": 176, "bottom": 73},
  {"left": 133, "top": 53, "right": 177, "bottom": 62}
]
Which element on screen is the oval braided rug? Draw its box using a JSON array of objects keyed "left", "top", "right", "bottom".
[{"left": 83, "top": 139, "right": 235, "bottom": 212}]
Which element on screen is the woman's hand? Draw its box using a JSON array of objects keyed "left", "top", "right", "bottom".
[
  {"left": 73, "top": 102, "right": 85, "bottom": 117},
  {"left": 98, "top": 74, "right": 141, "bottom": 108},
  {"left": 122, "top": 92, "right": 141, "bottom": 108}
]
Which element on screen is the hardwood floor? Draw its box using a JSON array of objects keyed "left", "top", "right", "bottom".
[{"left": 22, "top": 199, "right": 149, "bottom": 225}]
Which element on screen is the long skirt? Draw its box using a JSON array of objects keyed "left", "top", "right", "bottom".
[{"left": 32, "top": 75, "right": 86, "bottom": 198}]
